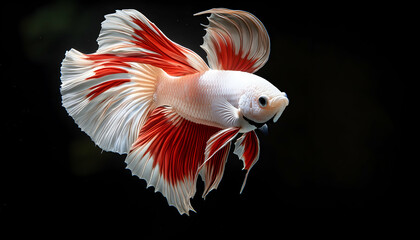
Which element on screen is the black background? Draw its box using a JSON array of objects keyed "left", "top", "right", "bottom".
[{"left": 2, "top": 0, "right": 410, "bottom": 235}]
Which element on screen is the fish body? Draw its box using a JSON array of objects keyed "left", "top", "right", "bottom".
[
  {"left": 156, "top": 69, "right": 288, "bottom": 130},
  {"left": 61, "top": 8, "right": 289, "bottom": 214}
]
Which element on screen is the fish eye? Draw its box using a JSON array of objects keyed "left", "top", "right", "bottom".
[{"left": 258, "top": 96, "right": 268, "bottom": 107}]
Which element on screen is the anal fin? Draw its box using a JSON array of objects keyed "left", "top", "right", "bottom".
[{"left": 126, "top": 106, "right": 231, "bottom": 214}]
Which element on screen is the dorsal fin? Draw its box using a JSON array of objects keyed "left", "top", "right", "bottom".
[
  {"left": 97, "top": 9, "right": 209, "bottom": 76},
  {"left": 195, "top": 8, "right": 270, "bottom": 73}
]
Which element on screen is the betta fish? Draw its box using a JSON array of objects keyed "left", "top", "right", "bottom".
[{"left": 60, "top": 8, "right": 289, "bottom": 215}]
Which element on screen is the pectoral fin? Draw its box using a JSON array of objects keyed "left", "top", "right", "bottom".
[{"left": 212, "top": 98, "right": 241, "bottom": 127}]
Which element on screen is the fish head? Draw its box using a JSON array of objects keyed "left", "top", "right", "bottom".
[{"left": 238, "top": 75, "right": 289, "bottom": 129}]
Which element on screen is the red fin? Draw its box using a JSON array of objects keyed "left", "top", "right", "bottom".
[
  {"left": 97, "top": 9, "right": 208, "bottom": 76},
  {"left": 126, "top": 106, "right": 222, "bottom": 215},
  {"left": 233, "top": 131, "right": 260, "bottom": 193},
  {"left": 195, "top": 9, "right": 270, "bottom": 73}
]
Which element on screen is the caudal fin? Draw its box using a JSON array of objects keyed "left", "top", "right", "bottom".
[
  {"left": 61, "top": 49, "right": 160, "bottom": 154},
  {"left": 61, "top": 9, "right": 209, "bottom": 153}
]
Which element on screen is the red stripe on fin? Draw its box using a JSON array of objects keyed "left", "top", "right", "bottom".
[
  {"left": 233, "top": 130, "right": 260, "bottom": 193},
  {"left": 86, "top": 79, "right": 130, "bottom": 100},
  {"left": 86, "top": 67, "right": 128, "bottom": 80},
  {"left": 126, "top": 106, "right": 227, "bottom": 215},
  {"left": 195, "top": 8, "right": 270, "bottom": 73},
  {"left": 97, "top": 9, "right": 209, "bottom": 76}
]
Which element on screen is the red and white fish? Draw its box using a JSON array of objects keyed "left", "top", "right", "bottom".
[{"left": 60, "top": 8, "right": 289, "bottom": 214}]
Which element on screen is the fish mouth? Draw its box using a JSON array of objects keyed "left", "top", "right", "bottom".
[
  {"left": 272, "top": 96, "right": 289, "bottom": 123},
  {"left": 273, "top": 106, "right": 286, "bottom": 123}
]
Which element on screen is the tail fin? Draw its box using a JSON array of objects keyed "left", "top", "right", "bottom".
[
  {"left": 61, "top": 9, "right": 210, "bottom": 154},
  {"left": 61, "top": 49, "right": 160, "bottom": 154}
]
